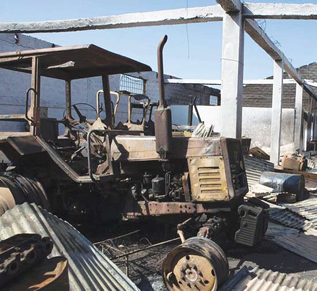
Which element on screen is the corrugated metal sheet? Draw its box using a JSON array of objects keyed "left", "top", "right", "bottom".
[
  {"left": 244, "top": 156, "right": 274, "bottom": 186},
  {"left": 0, "top": 203, "right": 139, "bottom": 291},
  {"left": 266, "top": 222, "right": 317, "bottom": 265},
  {"left": 220, "top": 265, "right": 317, "bottom": 291},
  {"left": 269, "top": 207, "right": 313, "bottom": 231},
  {"left": 281, "top": 196, "right": 317, "bottom": 228}
]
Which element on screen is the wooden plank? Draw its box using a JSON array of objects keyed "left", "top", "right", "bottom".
[{"left": 0, "top": 6, "right": 224, "bottom": 33}]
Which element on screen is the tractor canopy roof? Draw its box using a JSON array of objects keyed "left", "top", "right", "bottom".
[{"left": 0, "top": 44, "right": 152, "bottom": 80}]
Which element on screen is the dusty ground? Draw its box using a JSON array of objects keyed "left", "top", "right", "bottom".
[{"left": 80, "top": 219, "right": 317, "bottom": 291}]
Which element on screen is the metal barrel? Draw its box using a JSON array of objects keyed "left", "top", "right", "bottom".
[{"left": 260, "top": 171, "right": 305, "bottom": 201}]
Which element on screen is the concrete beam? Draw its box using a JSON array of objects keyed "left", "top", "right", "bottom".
[
  {"left": 294, "top": 84, "right": 304, "bottom": 153},
  {"left": 165, "top": 78, "right": 317, "bottom": 86},
  {"left": 306, "top": 96, "right": 313, "bottom": 147},
  {"left": 244, "top": 19, "right": 301, "bottom": 83},
  {"left": 270, "top": 60, "right": 284, "bottom": 165},
  {"left": 0, "top": 6, "right": 224, "bottom": 33},
  {"left": 244, "top": 19, "right": 317, "bottom": 100},
  {"left": 243, "top": 3, "right": 317, "bottom": 19},
  {"left": 2, "top": 3, "right": 317, "bottom": 34},
  {"left": 216, "top": 0, "right": 241, "bottom": 13},
  {"left": 219, "top": 3, "right": 244, "bottom": 139}
]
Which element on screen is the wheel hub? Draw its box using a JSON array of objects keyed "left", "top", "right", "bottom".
[
  {"left": 174, "top": 254, "right": 215, "bottom": 290},
  {"left": 162, "top": 237, "right": 229, "bottom": 291}
]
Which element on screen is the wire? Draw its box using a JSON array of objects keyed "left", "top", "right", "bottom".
[{"left": 0, "top": 36, "right": 36, "bottom": 50}]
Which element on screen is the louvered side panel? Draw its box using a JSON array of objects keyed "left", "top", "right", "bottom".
[{"left": 188, "top": 156, "right": 228, "bottom": 202}]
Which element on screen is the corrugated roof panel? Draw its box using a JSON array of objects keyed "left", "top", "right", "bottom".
[
  {"left": 282, "top": 196, "right": 317, "bottom": 226},
  {"left": 269, "top": 207, "right": 313, "bottom": 231},
  {"left": 0, "top": 203, "right": 139, "bottom": 291},
  {"left": 244, "top": 157, "right": 274, "bottom": 186},
  {"left": 220, "top": 266, "right": 317, "bottom": 291}
]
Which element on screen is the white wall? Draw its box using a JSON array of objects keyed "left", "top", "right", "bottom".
[{"left": 171, "top": 105, "right": 295, "bottom": 148}]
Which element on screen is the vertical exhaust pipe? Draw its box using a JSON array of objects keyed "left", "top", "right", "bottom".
[
  {"left": 155, "top": 35, "right": 173, "bottom": 158},
  {"left": 157, "top": 35, "right": 168, "bottom": 108}
]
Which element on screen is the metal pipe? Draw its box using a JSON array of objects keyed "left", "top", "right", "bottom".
[
  {"left": 157, "top": 35, "right": 168, "bottom": 108},
  {"left": 87, "top": 129, "right": 106, "bottom": 182},
  {"left": 110, "top": 91, "right": 121, "bottom": 117},
  {"left": 25, "top": 88, "right": 36, "bottom": 123},
  {"left": 96, "top": 90, "right": 104, "bottom": 119},
  {"left": 112, "top": 237, "right": 180, "bottom": 260},
  {"left": 65, "top": 80, "right": 72, "bottom": 119}
]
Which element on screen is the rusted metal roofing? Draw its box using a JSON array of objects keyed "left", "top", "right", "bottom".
[
  {"left": 0, "top": 44, "right": 152, "bottom": 80},
  {"left": 220, "top": 265, "right": 317, "bottom": 291},
  {"left": 0, "top": 203, "right": 139, "bottom": 291}
]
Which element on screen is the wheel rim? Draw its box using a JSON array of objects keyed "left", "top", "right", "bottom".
[{"left": 162, "top": 237, "right": 229, "bottom": 291}]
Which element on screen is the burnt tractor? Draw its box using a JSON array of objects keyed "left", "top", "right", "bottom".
[{"left": 0, "top": 36, "right": 268, "bottom": 290}]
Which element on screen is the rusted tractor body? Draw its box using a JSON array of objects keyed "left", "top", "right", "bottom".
[{"left": 0, "top": 38, "right": 267, "bottom": 290}]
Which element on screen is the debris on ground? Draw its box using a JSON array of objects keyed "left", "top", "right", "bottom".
[
  {"left": 281, "top": 153, "right": 307, "bottom": 171},
  {"left": 244, "top": 156, "right": 274, "bottom": 186},
  {"left": 247, "top": 184, "right": 274, "bottom": 198},
  {"left": 249, "top": 147, "right": 270, "bottom": 160}
]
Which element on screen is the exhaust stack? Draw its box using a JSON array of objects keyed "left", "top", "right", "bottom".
[{"left": 155, "top": 35, "right": 173, "bottom": 159}]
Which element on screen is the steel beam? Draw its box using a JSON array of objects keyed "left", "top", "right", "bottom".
[{"left": 270, "top": 60, "right": 284, "bottom": 165}]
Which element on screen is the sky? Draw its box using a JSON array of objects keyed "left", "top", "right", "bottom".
[{"left": 2, "top": 0, "right": 317, "bottom": 80}]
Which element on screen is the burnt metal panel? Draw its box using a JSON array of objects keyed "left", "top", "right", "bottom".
[
  {"left": 7, "top": 136, "right": 45, "bottom": 155},
  {"left": 122, "top": 200, "right": 230, "bottom": 219},
  {"left": 0, "top": 44, "right": 152, "bottom": 80},
  {"left": 111, "top": 136, "right": 223, "bottom": 162},
  {"left": 0, "top": 203, "right": 139, "bottom": 291}
]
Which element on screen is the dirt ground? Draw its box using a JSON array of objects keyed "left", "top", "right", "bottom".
[{"left": 80, "top": 219, "right": 317, "bottom": 291}]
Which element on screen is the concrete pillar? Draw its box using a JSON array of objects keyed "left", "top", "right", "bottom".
[
  {"left": 294, "top": 83, "right": 303, "bottom": 153},
  {"left": 270, "top": 60, "right": 284, "bottom": 165},
  {"left": 307, "top": 96, "right": 313, "bottom": 147},
  {"left": 220, "top": 10, "right": 244, "bottom": 138}
]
